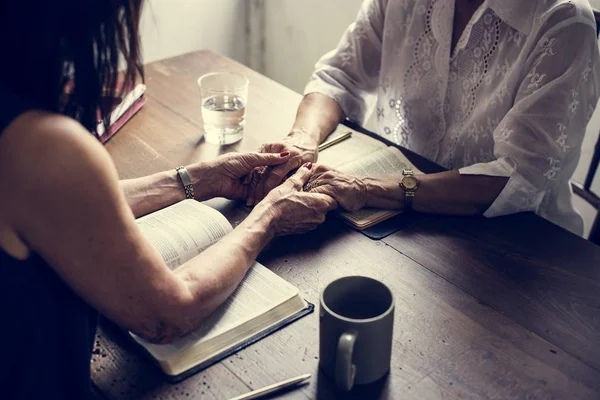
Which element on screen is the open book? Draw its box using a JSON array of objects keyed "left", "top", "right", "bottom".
[
  {"left": 318, "top": 126, "right": 422, "bottom": 230},
  {"left": 130, "top": 200, "right": 312, "bottom": 381}
]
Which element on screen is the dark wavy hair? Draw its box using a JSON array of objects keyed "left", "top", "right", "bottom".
[{"left": 0, "top": 0, "right": 145, "bottom": 133}]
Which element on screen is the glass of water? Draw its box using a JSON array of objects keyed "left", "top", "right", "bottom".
[{"left": 197, "top": 72, "right": 249, "bottom": 145}]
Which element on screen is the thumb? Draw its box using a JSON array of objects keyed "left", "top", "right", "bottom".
[
  {"left": 286, "top": 162, "right": 314, "bottom": 189},
  {"left": 243, "top": 152, "right": 293, "bottom": 168},
  {"left": 308, "top": 192, "right": 339, "bottom": 212}
]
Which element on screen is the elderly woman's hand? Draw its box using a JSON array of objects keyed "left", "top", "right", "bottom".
[
  {"left": 246, "top": 129, "right": 319, "bottom": 206},
  {"left": 193, "top": 151, "right": 293, "bottom": 201},
  {"left": 254, "top": 162, "right": 338, "bottom": 236},
  {"left": 303, "top": 164, "right": 369, "bottom": 212}
]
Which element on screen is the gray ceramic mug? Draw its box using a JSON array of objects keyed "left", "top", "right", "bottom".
[{"left": 319, "top": 276, "right": 394, "bottom": 391}]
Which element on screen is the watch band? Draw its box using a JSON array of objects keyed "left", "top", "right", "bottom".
[
  {"left": 175, "top": 166, "right": 195, "bottom": 200},
  {"left": 405, "top": 192, "right": 415, "bottom": 210},
  {"left": 401, "top": 169, "right": 417, "bottom": 211}
]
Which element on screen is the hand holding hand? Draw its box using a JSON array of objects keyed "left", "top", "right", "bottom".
[
  {"left": 303, "top": 164, "right": 368, "bottom": 212},
  {"left": 194, "top": 151, "right": 293, "bottom": 200},
  {"left": 255, "top": 162, "right": 338, "bottom": 236},
  {"left": 247, "top": 129, "right": 320, "bottom": 206}
]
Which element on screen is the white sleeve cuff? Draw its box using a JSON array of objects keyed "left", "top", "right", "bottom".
[
  {"left": 459, "top": 159, "right": 545, "bottom": 218},
  {"left": 458, "top": 158, "right": 512, "bottom": 177}
]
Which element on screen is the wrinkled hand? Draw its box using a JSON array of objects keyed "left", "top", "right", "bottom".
[
  {"left": 197, "top": 152, "right": 293, "bottom": 200},
  {"left": 303, "top": 164, "right": 368, "bottom": 212},
  {"left": 247, "top": 130, "right": 319, "bottom": 206},
  {"left": 255, "top": 163, "right": 338, "bottom": 236}
]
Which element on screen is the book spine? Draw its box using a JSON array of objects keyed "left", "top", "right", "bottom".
[
  {"left": 99, "top": 96, "right": 147, "bottom": 144},
  {"left": 96, "top": 83, "right": 147, "bottom": 138}
]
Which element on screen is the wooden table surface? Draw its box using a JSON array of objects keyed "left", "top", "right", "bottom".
[{"left": 92, "top": 50, "right": 600, "bottom": 400}]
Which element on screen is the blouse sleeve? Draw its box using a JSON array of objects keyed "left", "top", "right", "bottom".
[
  {"left": 303, "top": 0, "right": 387, "bottom": 125},
  {"left": 460, "top": 13, "right": 600, "bottom": 218}
]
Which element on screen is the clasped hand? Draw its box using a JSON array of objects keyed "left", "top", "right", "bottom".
[
  {"left": 245, "top": 131, "right": 318, "bottom": 206},
  {"left": 222, "top": 149, "right": 367, "bottom": 213},
  {"left": 238, "top": 130, "right": 368, "bottom": 212},
  {"left": 201, "top": 151, "right": 338, "bottom": 236},
  {"left": 301, "top": 164, "right": 368, "bottom": 212}
]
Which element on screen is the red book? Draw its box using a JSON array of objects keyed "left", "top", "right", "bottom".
[{"left": 96, "top": 83, "right": 147, "bottom": 144}]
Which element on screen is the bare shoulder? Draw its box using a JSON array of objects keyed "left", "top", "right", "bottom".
[
  {"left": 0, "top": 110, "right": 123, "bottom": 238},
  {"left": 0, "top": 110, "right": 112, "bottom": 175}
]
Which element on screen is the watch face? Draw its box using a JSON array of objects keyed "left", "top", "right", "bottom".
[{"left": 403, "top": 176, "right": 418, "bottom": 190}]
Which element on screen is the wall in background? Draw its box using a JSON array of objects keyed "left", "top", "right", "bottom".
[
  {"left": 139, "top": 0, "right": 247, "bottom": 65},
  {"left": 259, "top": 0, "right": 364, "bottom": 94}
]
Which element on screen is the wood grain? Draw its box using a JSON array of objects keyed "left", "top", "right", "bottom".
[
  {"left": 382, "top": 214, "right": 600, "bottom": 371},
  {"left": 93, "top": 218, "right": 600, "bottom": 399},
  {"left": 142, "top": 50, "right": 301, "bottom": 154},
  {"left": 92, "top": 50, "right": 600, "bottom": 399}
]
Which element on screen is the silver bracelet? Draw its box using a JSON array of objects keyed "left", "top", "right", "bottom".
[{"left": 175, "top": 166, "right": 195, "bottom": 200}]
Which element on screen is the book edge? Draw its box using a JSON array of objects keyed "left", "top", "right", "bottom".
[
  {"left": 339, "top": 209, "right": 403, "bottom": 230},
  {"left": 130, "top": 300, "right": 315, "bottom": 383},
  {"left": 99, "top": 95, "right": 147, "bottom": 144},
  {"left": 336, "top": 143, "right": 420, "bottom": 229}
]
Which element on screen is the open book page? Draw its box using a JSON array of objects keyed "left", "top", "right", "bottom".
[
  {"left": 133, "top": 262, "right": 299, "bottom": 359},
  {"left": 318, "top": 128, "right": 387, "bottom": 169},
  {"left": 337, "top": 147, "right": 421, "bottom": 227},
  {"left": 136, "top": 200, "right": 233, "bottom": 269},
  {"left": 338, "top": 146, "right": 421, "bottom": 176}
]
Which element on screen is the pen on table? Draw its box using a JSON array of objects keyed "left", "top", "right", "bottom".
[
  {"left": 228, "top": 373, "right": 311, "bottom": 400},
  {"left": 318, "top": 131, "right": 352, "bottom": 151}
]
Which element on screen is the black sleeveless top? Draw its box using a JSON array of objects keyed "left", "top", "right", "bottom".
[{"left": 0, "top": 86, "right": 98, "bottom": 399}]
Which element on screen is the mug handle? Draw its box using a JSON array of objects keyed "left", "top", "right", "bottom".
[{"left": 335, "top": 332, "right": 357, "bottom": 391}]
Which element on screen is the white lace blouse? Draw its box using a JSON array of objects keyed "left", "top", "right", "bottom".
[{"left": 305, "top": 0, "right": 600, "bottom": 235}]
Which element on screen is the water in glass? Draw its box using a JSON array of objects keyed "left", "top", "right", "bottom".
[{"left": 201, "top": 93, "right": 245, "bottom": 145}]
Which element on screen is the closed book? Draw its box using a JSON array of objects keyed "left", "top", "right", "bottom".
[{"left": 96, "top": 83, "right": 146, "bottom": 143}]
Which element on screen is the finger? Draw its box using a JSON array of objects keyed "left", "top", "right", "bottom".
[
  {"left": 244, "top": 152, "right": 293, "bottom": 168},
  {"left": 307, "top": 183, "right": 332, "bottom": 196},
  {"left": 263, "top": 158, "right": 302, "bottom": 195},
  {"left": 285, "top": 162, "right": 315, "bottom": 190},
  {"left": 307, "top": 192, "right": 338, "bottom": 212},
  {"left": 251, "top": 167, "right": 273, "bottom": 206},
  {"left": 258, "top": 142, "right": 286, "bottom": 154},
  {"left": 246, "top": 168, "right": 265, "bottom": 207},
  {"left": 243, "top": 167, "right": 260, "bottom": 185}
]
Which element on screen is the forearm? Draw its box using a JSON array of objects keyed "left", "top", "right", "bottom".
[
  {"left": 124, "top": 205, "right": 276, "bottom": 344},
  {"left": 289, "top": 93, "right": 345, "bottom": 146},
  {"left": 120, "top": 162, "right": 217, "bottom": 217},
  {"left": 167, "top": 205, "right": 276, "bottom": 336},
  {"left": 364, "top": 171, "right": 508, "bottom": 216}
]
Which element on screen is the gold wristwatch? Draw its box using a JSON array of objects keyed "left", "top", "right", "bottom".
[{"left": 400, "top": 169, "right": 419, "bottom": 211}]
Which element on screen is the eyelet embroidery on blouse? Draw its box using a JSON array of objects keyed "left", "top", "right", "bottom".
[
  {"left": 360, "top": 0, "right": 596, "bottom": 188},
  {"left": 582, "top": 60, "right": 593, "bottom": 83},
  {"left": 443, "top": 10, "right": 503, "bottom": 169},
  {"left": 543, "top": 157, "right": 561, "bottom": 181},
  {"left": 396, "top": 2, "right": 437, "bottom": 148},
  {"left": 555, "top": 123, "right": 569, "bottom": 153},
  {"left": 569, "top": 89, "right": 580, "bottom": 115},
  {"left": 526, "top": 67, "right": 547, "bottom": 91}
]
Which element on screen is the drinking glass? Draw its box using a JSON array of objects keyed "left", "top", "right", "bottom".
[{"left": 197, "top": 72, "right": 249, "bottom": 145}]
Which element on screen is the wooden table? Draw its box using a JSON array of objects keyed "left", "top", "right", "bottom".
[{"left": 92, "top": 50, "right": 600, "bottom": 400}]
